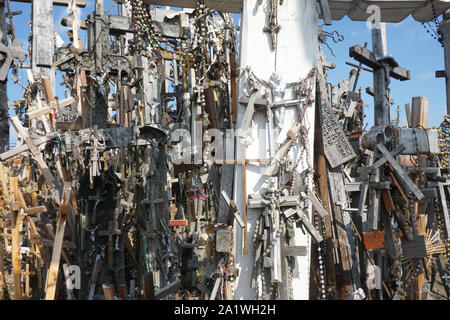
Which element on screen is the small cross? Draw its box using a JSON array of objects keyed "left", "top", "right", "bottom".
[{"left": 263, "top": 0, "right": 282, "bottom": 50}]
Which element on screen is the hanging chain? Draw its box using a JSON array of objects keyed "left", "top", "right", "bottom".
[{"left": 421, "top": 0, "right": 443, "bottom": 46}]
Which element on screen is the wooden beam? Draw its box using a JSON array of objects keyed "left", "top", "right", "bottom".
[
  {"left": 45, "top": 224, "right": 71, "bottom": 266},
  {"left": 154, "top": 279, "right": 182, "bottom": 300},
  {"left": 0, "top": 132, "right": 59, "bottom": 161},
  {"left": 241, "top": 144, "right": 248, "bottom": 255},
  {"left": 12, "top": 209, "right": 23, "bottom": 300},
  {"left": 143, "top": 272, "right": 155, "bottom": 300},
  {"left": 10, "top": 117, "right": 60, "bottom": 193},
  {"left": 411, "top": 96, "right": 429, "bottom": 129},
  {"left": 102, "top": 284, "right": 115, "bottom": 300},
  {"left": 349, "top": 45, "right": 410, "bottom": 81},
  {"left": 44, "top": 215, "right": 67, "bottom": 300},
  {"left": 11, "top": 0, "right": 86, "bottom": 7}
]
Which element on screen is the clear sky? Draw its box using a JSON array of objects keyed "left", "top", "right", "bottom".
[{"left": 5, "top": 1, "right": 448, "bottom": 147}]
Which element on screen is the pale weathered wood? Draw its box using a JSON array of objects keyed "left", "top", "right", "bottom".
[
  {"left": 327, "top": 166, "right": 359, "bottom": 296},
  {"left": 241, "top": 144, "right": 248, "bottom": 255},
  {"left": 45, "top": 224, "right": 71, "bottom": 266},
  {"left": 44, "top": 215, "right": 67, "bottom": 300},
  {"left": 411, "top": 96, "right": 429, "bottom": 129},
  {"left": 0, "top": 132, "right": 59, "bottom": 161},
  {"left": 11, "top": 209, "right": 23, "bottom": 300},
  {"left": 264, "top": 122, "right": 302, "bottom": 176},
  {"left": 10, "top": 117, "right": 61, "bottom": 198},
  {"left": 221, "top": 191, "right": 245, "bottom": 228}
]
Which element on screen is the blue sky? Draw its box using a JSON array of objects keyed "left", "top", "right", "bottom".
[{"left": 5, "top": 1, "right": 447, "bottom": 146}]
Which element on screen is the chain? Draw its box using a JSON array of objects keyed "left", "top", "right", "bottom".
[
  {"left": 125, "top": 0, "right": 161, "bottom": 49},
  {"left": 421, "top": 0, "right": 443, "bottom": 46},
  {"left": 314, "top": 213, "right": 327, "bottom": 300},
  {"left": 393, "top": 227, "right": 406, "bottom": 300},
  {"left": 438, "top": 116, "right": 450, "bottom": 168},
  {"left": 262, "top": 217, "right": 284, "bottom": 257}
]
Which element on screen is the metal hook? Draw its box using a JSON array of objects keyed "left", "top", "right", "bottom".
[{"left": 321, "top": 30, "right": 344, "bottom": 43}]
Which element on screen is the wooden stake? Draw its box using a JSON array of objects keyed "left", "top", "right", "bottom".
[
  {"left": 44, "top": 215, "right": 67, "bottom": 300},
  {"left": 242, "top": 144, "right": 248, "bottom": 255},
  {"left": 143, "top": 272, "right": 155, "bottom": 300},
  {"left": 12, "top": 209, "right": 23, "bottom": 300},
  {"left": 102, "top": 284, "right": 115, "bottom": 300}
]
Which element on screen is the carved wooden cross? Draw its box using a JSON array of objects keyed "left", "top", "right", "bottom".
[
  {"left": 263, "top": 0, "right": 281, "bottom": 50},
  {"left": 349, "top": 42, "right": 410, "bottom": 126}
]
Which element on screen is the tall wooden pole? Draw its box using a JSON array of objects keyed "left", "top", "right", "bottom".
[
  {"left": 371, "top": 23, "right": 390, "bottom": 126},
  {"left": 32, "top": 0, "right": 55, "bottom": 91}
]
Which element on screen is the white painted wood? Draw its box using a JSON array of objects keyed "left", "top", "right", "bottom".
[{"left": 233, "top": 0, "right": 317, "bottom": 300}]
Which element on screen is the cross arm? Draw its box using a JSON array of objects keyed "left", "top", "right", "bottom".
[
  {"left": 221, "top": 191, "right": 245, "bottom": 228},
  {"left": 283, "top": 207, "right": 323, "bottom": 243},
  {"left": 349, "top": 45, "right": 410, "bottom": 81},
  {"left": 375, "top": 143, "right": 424, "bottom": 200}
]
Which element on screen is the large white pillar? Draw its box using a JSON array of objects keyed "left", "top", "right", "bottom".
[{"left": 233, "top": 0, "right": 318, "bottom": 300}]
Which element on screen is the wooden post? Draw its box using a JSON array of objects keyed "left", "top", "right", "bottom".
[
  {"left": 44, "top": 215, "right": 66, "bottom": 300},
  {"left": 371, "top": 23, "right": 390, "bottom": 126},
  {"left": 411, "top": 97, "right": 429, "bottom": 129},
  {"left": 143, "top": 272, "right": 155, "bottom": 300},
  {"left": 241, "top": 144, "right": 248, "bottom": 255},
  {"left": 11, "top": 208, "right": 23, "bottom": 300},
  {"left": 32, "top": 0, "right": 55, "bottom": 91},
  {"left": 102, "top": 284, "right": 115, "bottom": 300},
  {"left": 313, "top": 92, "right": 337, "bottom": 294}
]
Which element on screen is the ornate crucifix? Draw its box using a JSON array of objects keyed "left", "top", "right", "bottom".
[{"left": 263, "top": 0, "right": 281, "bottom": 50}]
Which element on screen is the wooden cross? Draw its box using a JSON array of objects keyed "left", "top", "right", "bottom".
[
  {"left": 10, "top": 117, "right": 61, "bottom": 195},
  {"left": 349, "top": 37, "right": 410, "bottom": 126},
  {"left": 349, "top": 45, "right": 410, "bottom": 81},
  {"left": 375, "top": 143, "right": 424, "bottom": 201},
  {"left": 263, "top": 0, "right": 281, "bottom": 50}
]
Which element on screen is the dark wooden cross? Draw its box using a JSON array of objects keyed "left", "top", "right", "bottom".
[{"left": 349, "top": 40, "right": 410, "bottom": 127}]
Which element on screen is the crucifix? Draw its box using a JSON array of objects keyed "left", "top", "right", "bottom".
[
  {"left": 263, "top": 0, "right": 281, "bottom": 50},
  {"left": 349, "top": 23, "right": 410, "bottom": 127},
  {"left": 248, "top": 186, "right": 315, "bottom": 298}
]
